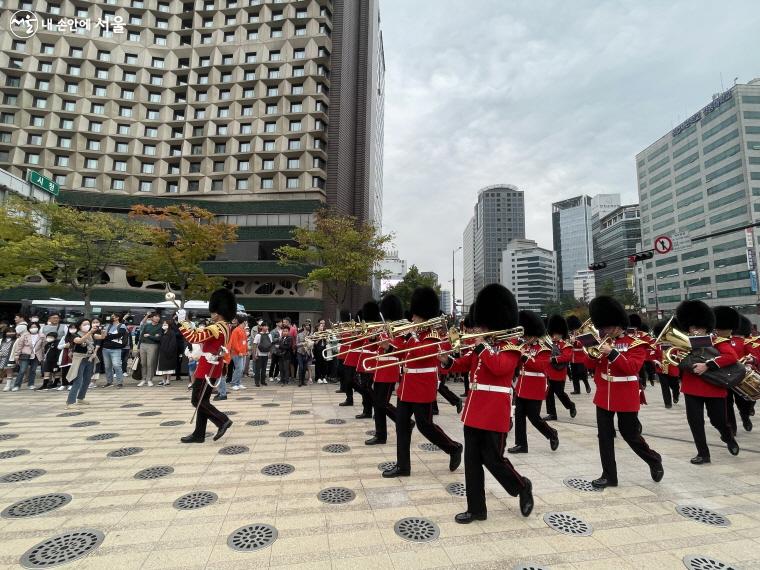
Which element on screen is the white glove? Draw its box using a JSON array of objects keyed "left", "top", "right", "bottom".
[{"left": 177, "top": 309, "right": 187, "bottom": 322}]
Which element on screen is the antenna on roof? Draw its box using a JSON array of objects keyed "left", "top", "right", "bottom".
[{"left": 720, "top": 72, "right": 724, "bottom": 91}]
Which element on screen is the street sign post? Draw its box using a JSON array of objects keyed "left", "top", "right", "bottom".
[
  {"left": 653, "top": 235, "right": 673, "bottom": 255},
  {"left": 25, "top": 169, "right": 60, "bottom": 196},
  {"left": 671, "top": 231, "right": 692, "bottom": 253}
]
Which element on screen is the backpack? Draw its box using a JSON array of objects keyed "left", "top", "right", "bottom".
[{"left": 257, "top": 333, "right": 272, "bottom": 353}]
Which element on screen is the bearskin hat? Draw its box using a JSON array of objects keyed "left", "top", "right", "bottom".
[
  {"left": 639, "top": 322, "right": 650, "bottom": 333},
  {"left": 628, "top": 313, "right": 642, "bottom": 328},
  {"left": 589, "top": 296, "right": 628, "bottom": 329},
  {"left": 738, "top": 315, "right": 753, "bottom": 337},
  {"left": 713, "top": 305, "right": 740, "bottom": 332},
  {"left": 652, "top": 319, "right": 669, "bottom": 338},
  {"left": 519, "top": 310, "right": 546, "bottom": 337},
  {"left": 361, "top": 300, "right": 381, "bottom": 322},
  {"left": 463, "top": 303, "right": 476, "bottom": 328},
  {"left": 566, "top": 315, "right": 582, "bottom": 331},
  {"left": 339, "top": 309, "right": 351, "bottom": 322},
  {"left": 473, "top": 284, "right": 518, "bottom": 331},
  {"left": 547, "top": 314, "right": 569, "bottom": 338},
  {"left": 208, "top": 288, "right": 237, "bottom": 321},
  {"left": 379, "top": 294, "right": 403, "bottom": 322},
  {"left": 410, "top": 286, "right": 439, "bottom": 320},
  {"left": 675, "top": 300, "right": 715, "bottom": 332}
]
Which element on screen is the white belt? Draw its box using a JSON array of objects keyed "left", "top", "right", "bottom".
[
  {"left": 375, "top": 356, "right": 399, "bottom": 362},
  {"left": 405, "top": 367, "right": 437, "bottom": 374},
  {"left": 201, "top": 352, "right": 220, "bottom": 364},
  {"left": 471, "top": 383, "right": 512, "bottom": 394},
  {"left": 522, "top": 371, "right": 546, "bottom": 378},
  {"left": 360, "top": 350, "right": 376, "bottom": 355},
  {"left": 600, "top": 373, "right": 638, "bottom": 383}
]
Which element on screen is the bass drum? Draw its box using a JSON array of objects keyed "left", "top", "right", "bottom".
[{"left": 733, "top": 367, "right": 760, "bottom": 401}]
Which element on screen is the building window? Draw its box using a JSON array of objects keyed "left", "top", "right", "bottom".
[
  {"left": 239, "top": 142, "right": 251, "bottom": 152},
  {"left": 264, "top": 122, "right": 277, "bottom": 133},
  {"left": 166, "top": 182, "right": 179, "bottom": 193},
  {"left": 294, "top": 49, "right": 306, "bottom": 60},
  {"left": 117, "top": 124, "right": 130, "bottom": 135},
  {"left": 111, "top": 178, "right": 125, "bottom": 191},
  {"left": 292, "top": 84, "right": 304, "bottom": 95},
  {"left": 142, "top": 163, "right": 155, "bottom": 174},
  {"left": 261, "top": 178, "right": 273, "bottom": 189},
  {"left": 84, "top": 158, "right": 98, "bottom": 169},
  {"left": 29, "top": 134, "right": 43, "bottom": 145},
  {"left": 86, "top": 139, "right": 100, "bottom": 151},
  {"left": 89, "top": 121, "right": 102, "bottom": 133},
  {"left": 287, "top": 177, "right": 299, "bottom": 189},
  {"left": 262, "top": 159, "right": 274, "bottom": 170},
  {"left": 91, "top": 103, "right": 104, "bottom": 114},
  {"left": 266, "top": 104, "right": 278, "bottom": 115},
  {"left": 288, "top": 139, "right": 301, "bottom": 150},
  {"left": 145, "top": 127, "right": 158, "bottom": 137},
  {"left": 287, "top": 158, "right": 299, "bottom": 169},
  {"left": 93, "top": 86, "right": 107, "bottom": 97},
  {"left": 242, "top": 105, "right": 254, "bottom": 116},
  {"left": 236, "top": 178, "right": 249, "bottom": 190},
  {"left": 289, "top": 120, "right": 302, "bottom": 132},
  {"left": 238, "top": 160, "right": 250, "bottom": 171},
  {"left": 26, "top": 152, "right": 40, "bottom": 165},
  {"left": 291, "top": 102, "right": 303, "bottom": 113},
  {"left": 82, "top": 176, "right": 96, "bottom": 188},
  {"left": 115, "top": 142, "right": 128, "bottom": 153},
  {"left": 139, "top": 180, "right": 152, "bottom": 192},
  {"left": 269, "top": 50, "right": 281, "bottom": 62},
  {"left": 241, "top": 124, "right": 253, "bottom": 134},
  {"left": 245, "top": 52, "right": 257, "bottom": 63},
  {"left": 114, "top": 160, "right": 127, "bottom": 172},
  {"left": 293, "top": 67, "right": 305, "bottom": 77},
  {"left": 263, "top": 140, "right": 275, "bottom": 151},
  {"left": 213, "top": 161, "right": 224, "bottom": 172}
]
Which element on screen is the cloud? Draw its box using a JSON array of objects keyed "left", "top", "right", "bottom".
[{"left": 379, "top": 0, "right": 760, "bottom": 297}]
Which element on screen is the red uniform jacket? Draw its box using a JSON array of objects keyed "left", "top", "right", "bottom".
[
  {"left": 396, "top": 331, "right": 439, "bottom": 403},
  {"left": 547, "top": 340, "right": 572, "bottom": 382},
  {"left": 515, "top": 341, "right": 550, "bottom": 401},
  {"left": 337, "top": 331, "right": 351, "bottom": 361},
  {"left": 730, "top": 336, "right": 746, "bottom": 360},
  {"left": 680, "top": 337, "right": 737, "bottom": 399},
  {"left": 372, "top": 337, "right": 401, "bottom": 383},
  {"left": 458, "top": 342, "right": 521, "bottom": 433},
  {"left": 356, "top": 338, "right": 378, "bottom": 374},
  {"left": 344, "top": 336, "right": 361, "bottom": 368},
  {"left": 590, "top": 335, "right": 646, "bottom": 412},
  {"left": 179, "top": 321, "right": 230, "bottom": 380}
]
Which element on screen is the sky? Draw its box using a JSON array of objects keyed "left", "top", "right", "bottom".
[{"left": 379, "top": 0, "right": 760, "bottom": 301}]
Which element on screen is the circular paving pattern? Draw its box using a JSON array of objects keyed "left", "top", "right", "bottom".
[
  {"left": 0, "top": 469, "right": 46, "bottom": 483},
  {"left": 446, "top": 482, "right": 467, "bottom": 497},
  {"left": 70, "top": 421, "right": 99, "bottom": 428},
  {"left": 261, "top": 463, "right": 295, "bottom": 477},
  {"left": 227, "top": 523, "right": 278, "bottom": 552},
  {"left": 290, "top": 410, "right": 309, "bottom": 415},
  {"left": 0, "top": 421, "right": 7, "bottom": 426},
  {"left": 219, "top": 445, "right": 249, "bottom": 456},
  {"left": 0, "top": 433, "right": 19, "bottom": 441},
  {"left": 317, "top": 487, "right": 356, "bottom": 504},
  {"left": 513, "top": 565, "right": 551, "bottom": 570},
  {"left": 378, "top": 461, "right": 397, "bottom": 471},
  {"left": 138, "top": 411, "right": 162, "bottom": 417},
  {"left": 325, "top": 419, "right": 347, "bottom": 425},
  {"left": 246, "top": 420, "right": 269, "bottom": 427},
  {"left": 238, "top": 396, "right": 254, "bottom": 401},
  {"left": 120, "top": 403, "right": 143, "bottom": 408},
  {"left": 683, "top": 555, "right": 738, "bottom": 570},
  {"left": 543, "top": 512, "right": 593, "bottom": 536},
  {"left": 160, "top": 420, "right": 185, "bottom": 427},
  {"left": 261, "top": 403, "right": 280, "bottom": 407},
  {"left": 87, "top": 433, "right": 119, "bottom": 441},
  {"left": 419, "top": 443, "right": 441, "bottom": 452},
  {"left": 2, "top": 493, "right": 72, "bottom": 519},
  {"left": 676, "top": 505, "right": 731, "bottom": 527},
  {"left": 0, "top": 449, "right": 30, "bottom": 460},
  {"left": 322, "top": 444, "right": 350, "bottom": 454},
  {"left": 134, "top": 466, "right": 174, "bottom": 480},
  {"left": 19, "top": 529, "right": 105, "bottom": 568},
  {"left": 173, "top": 491, "right": 218, "bottom": 511},
  {"left": 394, "top": 517, "right": 440, "bottom": 543},
  {"left": 56, "top": 411, "right": 83, "bottom": 417},
  {"left": 107, "top": 447, "right": 143, "bottom": 458},
  {"left": 279, "top": 430, "right": 304, "bottom": 438},
  {"left": 171, "top": 397, "right": 189, "bottom": 401},
  {"left": 563, "top": 477, "right": 603, "bottom": 493}
]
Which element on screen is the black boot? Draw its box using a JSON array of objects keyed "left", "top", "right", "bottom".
[
  {"left": 339, "top": 399, "right": 354, "bottom": 407},
  {"left": 455, "top": 511, "right": 486, "bottom": 524},
  {"left": 181, "top": 434, "right": 205, "bottom": 443}
]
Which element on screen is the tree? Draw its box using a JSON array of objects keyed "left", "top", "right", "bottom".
[
  {"left": 540, "top": 292, "right": 588, "bottom": 320},
  {"left": 0, "top": 197, "right": 56, "bottom": 290},
  {"left": 275, "top": 209, "right": 393, "bottom": 315},
  {"left": 383, "top": 265, "right": 441, "bottom": 313},
  {"left": 128, "top": 205, "right": 238, "bottom": 308}
]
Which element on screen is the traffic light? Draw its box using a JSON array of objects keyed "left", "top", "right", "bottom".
[
  {"left": 588, "top": 262, "right": 607, "bottom": 271},
  {"left": 628, "top": 251, "right": 654, "bottom": 264}
]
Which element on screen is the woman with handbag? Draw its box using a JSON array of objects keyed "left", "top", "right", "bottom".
[
  {"left": 0, "top": 325, "right": 17, "bottom": 392},
  {"left": 55, "top": 324, "right": 77, "bottom": 391},
  {"left": 11, "top": 322, "right": 43, "bottom": 391},
  {"left": 65, "top": 319, "right": 99, "bottom": 408}
]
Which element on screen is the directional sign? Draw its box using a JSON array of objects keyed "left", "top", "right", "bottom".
[
  {"left": 653, "top": 235, "right": 672, "bottom": 254},
  {"left": 26, "top": 169, "right": 60, "bottom": 196},
  {"left": 672, "top": 231, "right": 692, "bottom": 253}
]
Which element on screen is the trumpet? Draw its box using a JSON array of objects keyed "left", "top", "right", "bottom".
[{"left": 654, "top": 316, "right": 692, "bottom": 367}]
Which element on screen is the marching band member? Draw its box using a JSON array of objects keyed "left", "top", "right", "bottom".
[
  {"left": 176, "top": 288, "right": 235, "bottom": 444},
  {"left": 354, "top": 301, "right": 380, "bottom": 419},
  {"left": 567, "top": 315, "right": 591, "bottom": 394},
  {"left": 334, "top": 310, "right": 351, "bottom": 394},
  {"left": 586, "top": 296, "right": 663, "bottom": 488},
  {"left": 727, "top": 312, "right": 754, "bottom": 433},
  {"left": 676, "top": 301, "right": 740, "bottom": 465},
  {"left": 652, "top": 319, "right": 681, "bottom": 408},
  {"left": 508, "top": 311, "right": 559, "bottom": 454},
  {"left": 382, "top": 287, "right": 462, "bottom": 478},
  {"left": 737, "top": 315, "right": 758, "bottom": 425},
  {"left": 339, "top": 310, "right": 363, "bottom": 408},
  {"left": 441, "top": 284, "right": 533, "bottom": 522},
  {"left": 432, "top": 313, "right": 463, "bottom": 416},
  {"left": 543, "top": 315, "right": 577, "bottom": 421},
  {"left": 629, "top": 314, "right": 656, "bottom": 388}
]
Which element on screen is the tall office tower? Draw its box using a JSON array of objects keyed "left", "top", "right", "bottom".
[
  {"left": 461, "top": 216, "right": 475, "bottom": 313},
  {"left": 0, "top": 0, "right": 385, "bottom": 321},
  {"left": 462, "top": 184, "right": 525, "bottom": 303},
  {"left": 499, "top": 239, "right": 557, "bottom": 313},
  {"left": 592, "top": 204, "right": 642, "bottom": 298},
  {"left": 552, "top": 193, "right": 620, "bottom": 296},
  {"left": 636, "top": 79, "right": 760, "bottom": 313}
]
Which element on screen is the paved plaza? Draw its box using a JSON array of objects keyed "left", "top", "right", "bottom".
[{"left": 0, "top": 381, "right": 759, "bottom": 570}]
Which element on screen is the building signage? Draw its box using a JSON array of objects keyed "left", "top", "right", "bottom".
[
  {"left": 25, "top": 169, "right": 59, "bottom": 196},
  {"left": 671, "top": 89, "right": 733, "bottom": 137}
]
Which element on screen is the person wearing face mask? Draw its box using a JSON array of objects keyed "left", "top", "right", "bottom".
[
  {"left": 56, "top": 324, "right": 78, "bottom": 391},
  {"left": 11, "top": 321, "right": 43, "bottom": 391},
  {"left": 156, "top": 320, "right": 180, "bottom": 386},
  {"left": 66, "top": 319, "right": 99, "bottom": 408},
  {"left": 0, "top": 325, "right": 18, "bottom": 391},
  {"left": 138, "top": 312, "right": 163, "bottom": 387},
  {"left": 38, "top": 332, "right": 61, "bottom": 391},
  {"left": 88, "top": 318, "right": 106, "bottom": 388},
  {"left": 101, "top": 313, "right": 129, "bottom": 388}
]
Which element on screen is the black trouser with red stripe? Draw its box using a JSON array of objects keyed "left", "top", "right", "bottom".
[
  {"left": 432, "top": 377, "right": 461, "bottom": 414},
  {"left": 569, "top": 362, "right": 590, "bottom": 393},
  {"left": 685, "top": 394, "right": 734, "bottom": 458},
  {"left": 658, "top": 373, "right": 680, "bottom": 407},
  {"left": 726, "top": 390, "right": 753, "bottom": 433},
  {"left": 464, "top": 425, "right": 527, "bottom": 515},
  {"left": 395, "top": 400, "right": 460, "bottom": 472},
  {"left": 191, "top": 378, "right": 229, "bottom": 439},
  {"left": 372, "top": 381, "right": 397, "bottom": 441},
  {"left": 596, "top": 406, "right": 661, "bottom": 483},
  {"left": 357, "top": 372, "right": 374, "bottom": 415},
  {"left": 514, "top": 397, "right": 556, "bottom": 449},
  {"left": 545, "top": 379, "right": 575, "bottom": 417},
  {"left": 341, "top": 365, "right": 356, "bottom": 402}
]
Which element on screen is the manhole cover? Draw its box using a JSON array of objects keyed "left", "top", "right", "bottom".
[
  {"left": 134, "top": 466, "right": 174, "bottom": 480},
  {"left": 563, "top": 477, "right": 603, "bottom": 493},
  {"left": 0, "top": 449, "right": 30, "bottom": 460},
  {"left": 2, "top": 493, "right": 72, "bottom": 519},
  {"left": 366, "top": 430, "right": 376, "bottom": 436},
  {"left": 0, "top": 469, "right": 46, "bottom": 483},
  {"left": 70, "top": 421, "right": 99, "bottom": 428},
  {"left": 160, "top": 420, "right": 185, "bottom": 427},
  {"left": 317, "top": 487, "right": 356, "bottom": 504},
  {"left": 419, "top": 443, "right": 441, "bottom": 452},
  {"left": 107, "top": 447, "right": 143, "bottom": 458},
  {"left": 322, "top": 444, "right": 350, "bottom": 453},
  {"left": 227, "top": 523, "right": 278, "bottom": 552},
  {"left": 87, "top": 433, "right": 119, "bottom": 441},
  {"left": 219, "top": 445, "right": 249, "bottom": 455},
  {"left": 0, "top": 433, "right": 19, "bottom": 441},
  {"left": 291, "top": 410, "right": 309, "bottom": 415},
  {"left": 173, "top": 491, "right": 218, "bottom": 510},
  {"left": 247, "top": 420, "right": 268, "bottom": 427},
  {"left": 262, "top": 403, "right": 280, "bottom": 407},
  {"left": 261, "top": 463, "right": 294, "bottom": 476},
  {"left": 394, "top": 517, "right": 440, "bottom": 542},
  {"left": 446, "top": 482, "right": 466, "bottom": 497},
  {"left": 279, "top": 430, "right": 304, "bottom": 438},
  {"left": 138, "top": 411, "right": 161, "bottom": 417},
  {"left": 238, "top": 396, "right": 253, "bottom": 401},
  {"left": 172, "top": 397, "right": 189, "bottom": 401},
  {"left": 121, "top": 403, "right": 143, "bottom": 408},
  {"left": 683, "top": 555, "right": 739, "bottom": 570},
  {"left": 676, "top": 505, "right": 731, "bottom": 527},
  {"left": 378, "top": 461, "right": 396, "bottom": 471},
  {"left": 513, "top": 565, "right": 551, "bottom": 570},
  {"left": 57, "top": 411, "right": 83, "bottom": 417},
  {"left": 19, "top": 529, "right": 105, "bottom": 568},
  {"left": 325, "top": 419, "right": 346, "bottom": 425},
  {"left": 222, "top": 411, "right": 238, "bottom": 416},
  {"left": 0, "top": 421, "right": 7, "bottom": 426},
  {"left": 543, "top": 512, "right": 593, "bottom": 536}
]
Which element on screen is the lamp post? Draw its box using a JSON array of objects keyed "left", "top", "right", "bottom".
[{"left": 452, "top": 246, "right": 463, "bottom": 317}]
